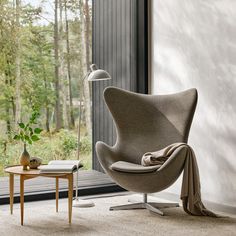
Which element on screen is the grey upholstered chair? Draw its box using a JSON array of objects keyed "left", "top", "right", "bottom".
[{"left": 96, "top": 87, "right": 198, "bottom": 215}]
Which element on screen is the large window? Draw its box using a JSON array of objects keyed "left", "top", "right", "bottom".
[{"left": 0, "top": 0, "right": 92, "bottom": 176}]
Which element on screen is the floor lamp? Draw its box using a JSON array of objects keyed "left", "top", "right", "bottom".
[{"left": 73, "top": 64, "right": 111, "bottom": 208}]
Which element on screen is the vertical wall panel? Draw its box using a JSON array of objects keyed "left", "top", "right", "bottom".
[{"left": 92, "top": 0, "right": 148, "bottom": 172}]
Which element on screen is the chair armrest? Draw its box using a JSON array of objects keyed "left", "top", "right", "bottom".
[
  {"left": 95, "top": 141, "right": 118, "bottom": 170},
  {"left": 157, "top": 145, "right": 188, "bottom": 172}
]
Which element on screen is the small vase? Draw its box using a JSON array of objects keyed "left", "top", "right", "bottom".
[{"left": 20, "top": 144, "right": 30, "bottom": 171}]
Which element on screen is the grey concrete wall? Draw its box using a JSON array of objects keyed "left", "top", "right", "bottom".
[{"left": 151, "top": 0, "right": 236, "bottom": 206}]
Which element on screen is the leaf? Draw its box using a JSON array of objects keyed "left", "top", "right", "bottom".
[
  {"left": 24, "top": 135, "right": 32, "bottom": 145},
  {"left": 20, "top": 136, "right": 25, "bottom": 143},
  {"left": 18, "top": 123, "right": 25, "bottom": 129},
  {"left": 28, "top": 139, "right": 32, "bottom": 145},
  {"left": 31, "top": 135, "right": 40, "bottom": 141},
  {"left": 29, "top": 110, "right": 40, "bottom": 124},
  {"left": 13, "top": 135, "right": 20, "bottom": 140},
  {"left": 29, "top": 127, "right": 33, "bottom": 135},
  {"left": 24, "top": 124, "right": 29, "bottom": 131},
  {"left": 34, "top": 128, "right": 43, "bottom": 134}
]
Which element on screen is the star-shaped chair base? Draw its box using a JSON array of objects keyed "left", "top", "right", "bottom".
[{"left": 109, "top": 194, "right": 179, "bottom": 216}]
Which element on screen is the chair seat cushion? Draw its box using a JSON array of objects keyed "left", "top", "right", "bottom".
[{"left": 110, "top": 161, "right": 161, "bottom": 173}]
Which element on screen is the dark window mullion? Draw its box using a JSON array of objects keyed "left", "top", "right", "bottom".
[{"left": 92, "top": 0, "right": 148, "bottom": 172}]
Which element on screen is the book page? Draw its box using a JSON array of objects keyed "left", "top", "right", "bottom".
[{"left": 48, "top": 160, "right": 80, "bottom": 166}]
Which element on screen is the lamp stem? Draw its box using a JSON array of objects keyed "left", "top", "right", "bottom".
[
  {"left": 75, "top": 167, "right": 79, "bottom": 200},
  {"left": 74, "top": 70, "right": 95, "bottom": 208},
  {"left": 77, "top": 72, "right": 90, "bottom": 160}
]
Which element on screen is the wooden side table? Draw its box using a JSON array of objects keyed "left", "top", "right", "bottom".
[{"left": 4, "top": 165, "right": 74, "bottom": 226}]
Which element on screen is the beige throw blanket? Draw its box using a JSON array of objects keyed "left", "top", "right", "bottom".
[{"left": 142, "top": 143, "right": 218, "bottom": 217}]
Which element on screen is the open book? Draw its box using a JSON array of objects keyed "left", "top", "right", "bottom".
[{"left": 39, "top": 160, "right": 81, "bottom": 174}]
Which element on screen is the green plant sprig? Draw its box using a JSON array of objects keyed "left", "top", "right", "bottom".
[{"left": 13, "top": 110, "right": 43, "bottom": 145}]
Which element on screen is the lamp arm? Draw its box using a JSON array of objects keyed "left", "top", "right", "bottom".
[{"left": 82, "top": 71, "right": 91, "bottom": 82}]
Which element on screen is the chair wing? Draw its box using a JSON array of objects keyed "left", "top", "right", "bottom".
[{"left": 103, "top": 87, "right": 198, "bottom": 163}]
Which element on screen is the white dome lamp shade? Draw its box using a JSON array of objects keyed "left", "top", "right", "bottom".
[{"left": 87, "top": 64, "right": 111, "bottom": 81}]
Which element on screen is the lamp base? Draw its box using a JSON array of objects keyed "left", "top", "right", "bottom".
[{"left": 73, "top": 199, "right": 95, "bottom": 208}]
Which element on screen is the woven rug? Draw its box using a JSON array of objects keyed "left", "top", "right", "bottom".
[{"left": 0, "top": 194, "right": 235, "bottom": 236}]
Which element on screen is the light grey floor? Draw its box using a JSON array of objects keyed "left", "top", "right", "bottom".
[{"left": 0, "top": 194, "right": 235, "bottom": 236}]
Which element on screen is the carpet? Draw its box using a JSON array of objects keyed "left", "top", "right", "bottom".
[{"left": 0, "top": 194, "right": 235, "bottom": 236}]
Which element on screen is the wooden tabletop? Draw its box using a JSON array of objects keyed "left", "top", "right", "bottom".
[
  {"left": 4, "top": 165, "right": 70, "bottom": 177},
  {"left": 5, "top": 165, "right": 74, "bottom": 225}
]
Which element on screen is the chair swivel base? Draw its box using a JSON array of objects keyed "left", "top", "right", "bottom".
[
  {"left": 109, "top": 194, "right": 179, "bottom": 216},
  {"left": 110, "top": 202, "right": 179, "bottom": 216}
]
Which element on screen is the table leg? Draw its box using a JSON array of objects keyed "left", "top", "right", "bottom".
[
  {"left": 20, "top": 175, "right": 24, "bottom": 226},
  {"left": 9, "top": 174, "right": 14, "bottom": 214},
  {"left": 56, "top": 177, "right": 59, "bottom": 212},
  {"left": 68, "top": 174, "right": 73, "bottom": 224}
]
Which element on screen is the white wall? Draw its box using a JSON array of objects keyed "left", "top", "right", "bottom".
[{"left": 151, "top": 0, "right": 236, "bottom": 207}]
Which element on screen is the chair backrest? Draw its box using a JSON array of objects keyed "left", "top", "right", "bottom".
[{"left": 104, "top": 87, "right": 198, "bottom": 164}]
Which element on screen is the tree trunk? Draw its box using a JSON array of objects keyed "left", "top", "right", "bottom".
[
  {"left": 42, "top": 61, "right": 50, "bottom": 132},
  {"left": 77, "top": 82, "right": 84, "bottom": 159},
  {"left": 4, "top": 60, "right": 13, "bottom": 138},
  {"left": 4, "top": 77, "right": 11, "bottom": 138},
  {"left": 15, "top": 0, "right": 21, "bottom": 126},
  {"left": 45, "top": 106, "right": 50, "bottom": 132},
  {"left": 84, "top": 0, "right": 91, "bottom": 70},
  {"left": 9, "top": 77, "right": 16, "bottom": 122},
  {"left": 59, "top": 0, "right": 69, "bottom": 129},
  {"left": 54, "top": 0, "right": 62, "bottom": 131},
  {"left": 64, "top": 0, "right": 75, "bottom": 128},
  {"left": 36, "top": 38, "right": 51, "bottom": 133},
  {"left": 43, "top": 75, "right": 50, "bottom": 132},
  {"left": 80, "top": 0, "right": 92, "bottom": 136}
]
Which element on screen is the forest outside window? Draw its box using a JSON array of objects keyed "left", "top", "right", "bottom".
[{"left": 0, "top": 0, "right": 92, "bottom": 176}]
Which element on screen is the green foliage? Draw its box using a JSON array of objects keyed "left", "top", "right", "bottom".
[
  {"left": 79, "top": 136, "right": 92, "bottom": 154},
  {"left": 13, "top": 110, "right": 43, "bottom": 145},
  {"left": 60, "top": 130, "right": 78, "bottom": 157},
  {"left": 0, "top": 0, "right": 93, "bottom": 175},
  {"left": 21, "top": 25, "right": 55, "bottom": 115}
]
